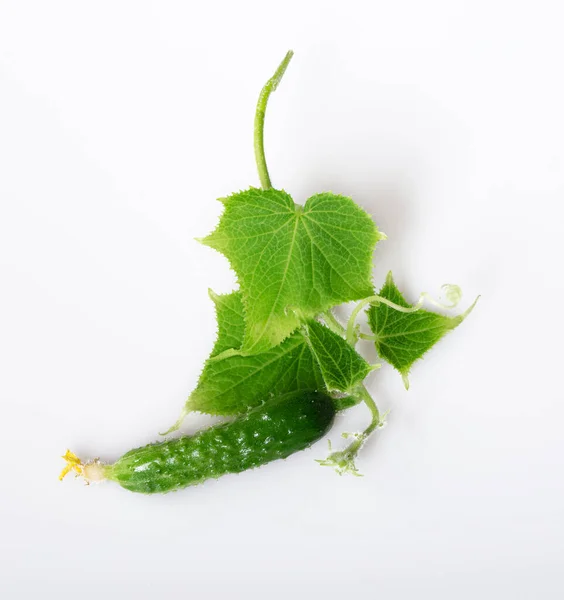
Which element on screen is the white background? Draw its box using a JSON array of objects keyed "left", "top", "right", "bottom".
[{"left": 1, "top": 1, "right": 563, "bottom": 598}]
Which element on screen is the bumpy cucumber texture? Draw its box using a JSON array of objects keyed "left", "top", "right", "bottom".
[{"left": 74, "top": 391, "right": 335, "bottom": 494}]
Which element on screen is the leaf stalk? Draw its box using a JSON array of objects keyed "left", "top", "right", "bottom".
[{"left": 254, "top": 50, "right": 294, "bottom": 189}]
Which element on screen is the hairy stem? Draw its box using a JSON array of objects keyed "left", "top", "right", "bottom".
[{"left": 254, "top": 50, "right": 294, "bottom": 189}]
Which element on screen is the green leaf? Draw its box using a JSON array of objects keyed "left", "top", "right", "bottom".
[
  {"left": 188, "top": 292, "right": 372, "bottom": 416},
  {"left": 207, "top": 289, "right": 246, "bottom": 357},
  {"left": 202, "top": 188, "right": 383, "bottom": 354},
  {"left": 188, "top": 291, "right": 325, "bottom": 415},
  {"left": 304, "top": 320, "right": 373, "bottom": 394},
  {"left": 367, "top": 272, "right": 476, "bottom": 388}
]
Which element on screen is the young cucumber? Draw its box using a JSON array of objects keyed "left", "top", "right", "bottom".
[{"left": 62, "top": 391, "right": 335, "bottom": 494}]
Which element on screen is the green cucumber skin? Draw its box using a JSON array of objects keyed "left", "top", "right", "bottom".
[{"left": 108, "top": 391, "right": 335, "bottom": 494}]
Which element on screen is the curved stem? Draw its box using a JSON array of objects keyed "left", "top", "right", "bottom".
[
  {"left": 346, "top": 294, "right": 425, "bottom": 345},
  {"left": 346, "top": 285, "right": 471, "bottom": 346},
  {"left": 317, "top": 384, "right": 384, "bottom": 476},
  {"left": 356, "top": 385, "right": 381, "bottom": 435},
  {"left": 254, "top": 50, "right": 294, "bottom": 189},
  {"left": 321, "top": 310, "right": 346, "bottom": 337}
]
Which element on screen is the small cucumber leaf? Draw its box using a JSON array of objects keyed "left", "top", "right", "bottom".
[
  {"left": 304, "top": 320, "right": 374, "bottom": 395},
  {"left": 201, "top": 188, "right": 383, "bottom": 354},
  {"left": 367, "top": 272, "right": 477, "bottom": 389},
  {"left": 187, "top": 290, "right": 325, "bottom": 415}
]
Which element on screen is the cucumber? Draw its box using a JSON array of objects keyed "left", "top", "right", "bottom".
[{"left": 78, "top": 391, "right": 335, "bottom": 494}]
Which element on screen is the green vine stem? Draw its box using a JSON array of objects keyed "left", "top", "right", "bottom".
[
  {"left": 345, "top": 284, "right": 465, "bottom": 346},
  {"left": 317, "top": 384, "right": 385, "bottom": 476},
  {"left": 356, "top": 385, "right": 381, "bottom": 434},
  {"left": 254, "top": 50, "right": 294, "bottom": 189},
  {"left": 321, "top": 310, "right": 347, "bottom": 336}
]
